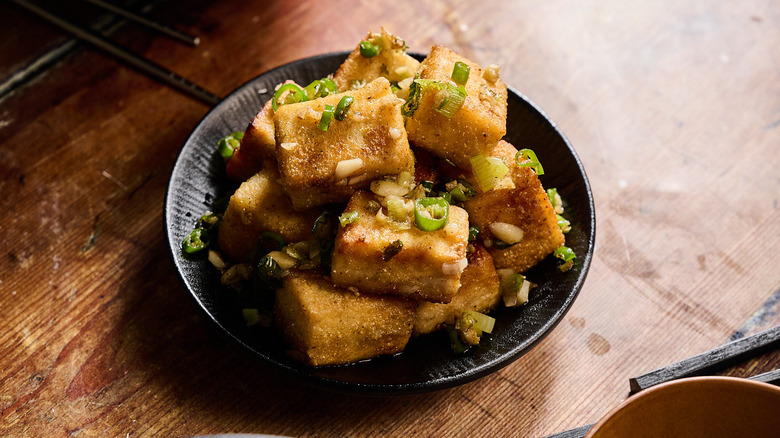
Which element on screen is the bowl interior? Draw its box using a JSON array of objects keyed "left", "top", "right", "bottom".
[
  {"left": 164, "top": 52, "right": 595, "bottom": 395},
  {"left": 586, "top": 377, "right": 780, "bottom": 438}
]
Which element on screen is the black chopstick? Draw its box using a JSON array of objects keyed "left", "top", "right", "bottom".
[
  {"left": 9, "top": 0, "right": 220, "bottom": 106},
  {"left": 80, "top": 0, "right": 199, "bottom": 47},
  {"left": 628, "top": 325, "right": 780, "bottom": 393}
]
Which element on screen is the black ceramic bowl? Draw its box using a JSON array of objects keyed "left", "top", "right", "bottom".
[{"left": 164, "top": 52, "right": 595, "bottom": 395}]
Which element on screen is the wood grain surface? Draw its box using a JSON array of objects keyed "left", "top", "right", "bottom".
[{"left": 1, "top": 0, "right": 779, "bottom": 436}]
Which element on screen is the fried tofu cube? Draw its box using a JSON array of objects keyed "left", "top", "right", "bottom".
[
  {"left": 413, "top": 244, "right": 501, "bottom": 336},
  {"left": 217, "top": 166, "right": 320, "bottom": 262},
  {"left": 333, "top": 28, "right": 420, "bottom": 92},
  {"left": 463, "top": 158, "right": 565, "bottom": 273},
  {"left": 405, "top": 45, "right": 508, "bottom": 169},
  {"left": 275, "top": 270, "right": 416, "bottom": 367},
  {"left": 331, "top": 190, "right": 470, "bottom": 303},
  {"left": 274, "top": 77, "right": 415, "bottom": 211},
  {"left": 225, "top": 87, "right": 281, "bottom": 182}
]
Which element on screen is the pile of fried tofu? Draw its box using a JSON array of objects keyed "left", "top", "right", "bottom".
[{"left": 215, "top": 29, "right": 566, "bottom": 367}]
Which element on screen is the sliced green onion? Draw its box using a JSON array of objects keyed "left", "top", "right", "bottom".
[
  {"left": 451, "top": 61, "right": 470, "bottom": 85},
  {"left": 468, "top": 226, "right": 480, "bottom": 242},
  {"left": 462, "top": 310, "right": 495, "bottom": 334},
  {"left": 335, "top": 95, "right": 354, "bottom": 121},
  {"left": 515, "top": 148, "right": 545, "bottom": 175},
  {"left": 554, "top": 246, "right": 576, "bottom": 272},
  {"left": 318, "top": 104, "right": 335, "bottom": 131},
  {"left": 470, "top": 154, "right": 497, "bottom": 192},
  {"left": 217, "top": 131, "right": 244, "bottom": 161},
  {"left": 486, "top": 156, "right": 509, "bottom": 178},
  {"left": 359, "top": 40, "right": 380, "bottom": 57},
  {"left": 338, "top": 210, "right": 359, "bottom": 227},
  {"left": 271, "top": 83, "right": 307, "bottom": 112},
  {"left": 382, "top": 240, "right": 404, "bottom": 262},
  {"left": 182, "top": 228, "right": 209, "bottom": 254},
  {"left": 414, "top": 197, "right": 449, "bottom": 231},
  {"left": 433, "top": 84, "right": 467, "bottom": 118},
  {"left": 556, "top": 214, "right": 571, "bottom": 233}
]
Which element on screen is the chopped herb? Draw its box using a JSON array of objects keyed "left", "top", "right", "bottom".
[{"left": 382, "top": 240, "right": 403, "bottom": 261}]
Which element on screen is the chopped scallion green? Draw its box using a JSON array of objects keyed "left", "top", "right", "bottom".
[
  {"left": 556, "top": 214, "right": 571, "bottom": 233},
  {"left": 338, "top": 210, "right": 359, "bottom": 227},
  {"left": 382, "top": 240, "right": 404, "bottom": 261},
  {"left": 468, "top": 226, "right": 480, "bottom": 242},
  {"left": 470, "top": 154, "right": 497, "bottom": 192},
  {"left": 554, "top": 246, "right": 576, "bottom": 272},
  {"left": 515, "top": 148, "right": 545, "bottom": 175},
  {"left": 451, "top": 61, "right": 470, "bottom": 85}
]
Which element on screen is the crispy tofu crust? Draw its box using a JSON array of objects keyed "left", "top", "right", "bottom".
[
  {"left": 333, "top": 28, "right": 420, "bottom": 92},
  {"left": 274, "top": 77, "right": 415, "bottom": 211},
  {"left": 275, "top": 270, "right": 416, "bottom": 367},
  {"left": 331, "top": 190, "right": 470, "bottom": 303},
  {"left": 413, "top": 244, "right": 501, "bottom": 335},
  {"left": 217, "top": 166, "right": 319, "bottom": 262},
  {"left": 405, "top": 45, "right": 508, "bottom": 169}
]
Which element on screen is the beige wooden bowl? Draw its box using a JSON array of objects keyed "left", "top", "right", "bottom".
[{"left": 586, "top": 376, "right": 780, "bottom": 438}]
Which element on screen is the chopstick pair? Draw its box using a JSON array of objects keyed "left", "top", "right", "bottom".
[
  {"left": 9, "top": 0, "right": 221, "bottom": 106},
  {"left": 543, "top": 325, "right": 780, "bottom": 438}
]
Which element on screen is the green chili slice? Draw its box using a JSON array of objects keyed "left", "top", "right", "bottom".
[
  {"left": 217, "top": 131, "right": 244, "bottom": 161},
  {"left": 318, "top": 104, "right": 335, "bottom": 131},
  {"left": 359, "top": 40, "right": 380, "bottom": 57},
  {"left": 515, "top": 148, "right": 545, "bottom": 175},
  {"left": 554, "top": 246, "right": 576, "bottom": 272},
  {"left": 335, "top": 95, "right": 354, "bottom": 121},
  {"left": 182, "top": 228, "right": 209, "bottom": 254},
  {"left": 320, "top": 78, "right": 338, "bottom": 96},
  {"left": 271, "top": 83, "right": 307, "bottom": 112},
  {"left": 451, "top": 61, "right": 470, "bottom": 85},
  {"left": 414, "top": 197, "right": 449, "bottom": 231},
  {"left": 556, "top": 214, "right": 571, "bottom": 233}
]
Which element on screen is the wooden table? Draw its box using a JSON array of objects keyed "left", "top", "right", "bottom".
[{"left": 2, "top": 0, "right": 778, "bottom": 436}]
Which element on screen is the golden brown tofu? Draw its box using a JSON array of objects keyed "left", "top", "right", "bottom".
[
  {"left": 333, "top": 28, "right": 420, "bottom": 92},
  {"left": 463, "top": 164, "right": 565, "bottom": 273},
  {"left": 274, "top": 77, "right": 415, "bottom": 211},
  {"left": 217, "top": 166, "right": 319, "bottom": 262},
  {"left": 405, "top": 45, "right": 508, "bottom": 169},
  {"left": 275, "top": 270, "right": 416, "bottom": 367},
  {"left": 413, "top": 244, "right": 501, "bottom": 336},
  {"left": 331, "top": 190, "right": 470, "bottom": 304},
  {"left": 226, "top": 99, "right": 276, "bottom": 182}
]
